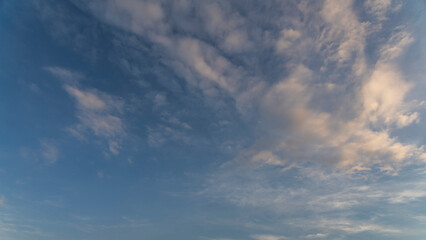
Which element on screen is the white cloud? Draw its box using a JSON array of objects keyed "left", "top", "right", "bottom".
[
  {"left": 319, "top": 0, "right": 367, "bottom": 75},
  {"left": 65, "top": 85, "right": 124, "bottom": 141},
  {"left": 175, "top": 37, "right": 241, "bottom": 95},
  {"left": 238, "top": 27, "right": 424, "bottom": 173},
  {"left": 200, "top": 2, "right": 251, "bottom": 52},
  {"left": 380, "top": 30, "right": 414, "bottom": 62},
  {"left": 388, "top": 190, "right": 426, "bottom": 204},
  {"left": 76, "top": 111, "right": 123, "bottom": 138},
  {"left": 361, "top": 63, "right": 418, "bottom": 128},
  {"left": 48, "top": 0, "right": 425, "bottom": 231},
  {"left": 200, "top": 237, "right": 235, "bottom": 240},
  {"left": 65, "top": 86, "right": 107, "bottom": 111},
  {"left": 251, "top": 234, "right": 288, "bottom": 240},
  {"left": 305, "top": 233, "right": 327, "bottom": 239},
  {"left": 46, "top": 67, "right": 125, "bottom": 154},
  {"left": 316, "top": 219, "right": 400, "bottom": 234},
  {"left": 84, "top": 0, "right": 253, "bottom": 103}
]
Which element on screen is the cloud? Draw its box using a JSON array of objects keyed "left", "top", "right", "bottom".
[
  {"left": 147, "top": 124, "right": 190, "bottom": 147},
  {"left": 45, "top": 66, "right": 125, "bottom": 154},
  {"left": 21, "top": 1, "right": 426, "bottom": 239},
  {"left": 365, "top": 0, "right": 394, "bottom": 20},
  {"left": 318, "top": 0, "right": 368, "bottom": 75},
  {"left": 65, "top": 86, "right": 108, "bottom": 111},
  {"left": 313, "top": 219, "right": 400, "bottom": 234},
  {"left": 65, "top": 85, "right": 124, "bottom": 139},
  {"left": 205, "top": 161, "right": 426, "bottom": 217},
  {"left": 40, "top": 140, "right": 58, "bottom": 164},
  {"left": 83, "top": 0, "right": 252, "bottom": 101},
  {"left": 199, "top": 2, "right": 251, "bottom": 52},
  {"left": 379, "top": 30, "right": 414, "bottom": 62},
  {"left": 72, "top": 1, "right": 425, "bottom": 221},
  {"left": 276, "top": 29, "right": 301, "bottom": 52},
  {"left": 97, "top": 170, "right": 104, "bottom": 179},
  {"left": 44, "top": 66, "right": 83, "bottom": 84},
  {"left": 304, "top": 233, "right": 327, "bottom": 239},
  {"left": 89, "top": 0, "right": 165, "bottom": 35},
  {"left": 388, "top": 190, "right": 426, "bottom": 204},
  {"left": 153, "top": 93, "right": 167, "bottom": 109},
  {"left": 160, "top": 112, "right": 191, "bottom": 130},
  {"left": 236, "top": 27, "right": 423, "bottom": 174},
  {"left": 171, "top": 37, "right": 244, "bottom": 97},
  {"left": 200, "top": 237, "right": 235, "bottom": 240},
  {"left": 251, "top": 235, "right": 288, "bottom": 240},
  {"left": 108, "top": 141, "right": 120, "bottom": 155},
  {"left": 72, "top": 215, "right": 91, "bottom": 221},
  {"left": 76, "top": 0, "right": 426, "bottom": 211},
  {"left": 361, "top": 63, "right": 418, "bottom": 128}
]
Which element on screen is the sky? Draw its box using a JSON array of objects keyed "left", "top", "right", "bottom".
[{"left": 1, "top": 0, "right": 426, "bottom": 239}]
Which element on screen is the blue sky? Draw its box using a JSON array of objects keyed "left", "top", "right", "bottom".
[{"left": 1, "top": 0, "right": 426, "bottom": 239}]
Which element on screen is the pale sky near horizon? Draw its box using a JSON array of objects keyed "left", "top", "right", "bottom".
[{"left": 1, "top": 0, "right": 426, "bottom": 239}]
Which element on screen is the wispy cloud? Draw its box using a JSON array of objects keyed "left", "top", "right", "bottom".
[
  {"left": 40, "top": 140, "right": 58, "bottom": 164},
  {"left": 365, "top": 0, "right": 398, "bottom": 21},
  {"left": 304, "top": 233, "right": 327, "bottom": 239},
  {"left": 89, "top": 0, "right": 424, "bottom": 172},
  {"left": 44, "top": 66, "right": 83, "bottom": 84},
  {"left": 226, "top": 4, "right": 424, "bottom": 173},
  {"left": 388, "top": 189, "right": 426, "bottom": 204},
  {"left": 45, "top": 66, "right": 125, "bottom": 155},
  {"left": 316, "top": 219, "right": 400, "bottom": 234},
  {"left": 35, "top": 1, "right": 426, "bottom": 239},
  {"left": 97, "top": 170, "right": 104, "bottom": 179},
  {"left": 65, "top": 85, "right": 124, "bottom": 138},
  {"left": 251, "top": 235, "right": 288, "bottom": 240}
]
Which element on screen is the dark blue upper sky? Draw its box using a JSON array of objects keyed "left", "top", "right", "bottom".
[{"left": 1, "top": 1, "right": 426, "bottom": 239}]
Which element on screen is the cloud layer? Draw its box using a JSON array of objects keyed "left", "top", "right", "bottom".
[
  {"left": 71, "top": 0, "right": 426, "bottom": 173},
  {"left": 14, "top": 0, "right": 425, "bottom": 239}
]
